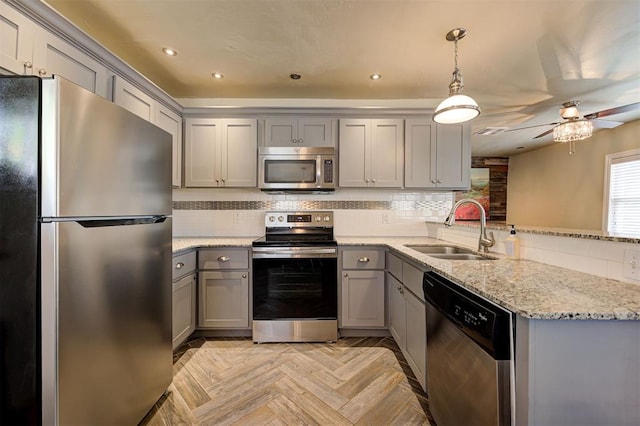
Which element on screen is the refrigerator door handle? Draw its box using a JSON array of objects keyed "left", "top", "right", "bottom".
[{"left": 76, "top": 216, "right": 167, "bottom": 228}]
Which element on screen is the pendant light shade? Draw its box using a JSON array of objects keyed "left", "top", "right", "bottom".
[{"left": 433, "top": 28, "right": 481, "bottom": 124}]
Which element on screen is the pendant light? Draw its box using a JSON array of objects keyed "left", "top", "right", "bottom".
[{"left": 433, "top": 28, "right": 481, "bottom": 124}]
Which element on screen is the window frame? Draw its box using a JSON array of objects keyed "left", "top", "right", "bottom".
[{"left": 602, "top": 148, "right": 640, "bottom": 236}]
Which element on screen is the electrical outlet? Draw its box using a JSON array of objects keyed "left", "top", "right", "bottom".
[
  {"left": 233, "top": 212, "right": 241, "bottom": 224},
  {"left": 623, "top": 248, "right": 640, "bottom": 281},
  {"left": 382, "top": 213, "right": 389, "bottom": 224}
]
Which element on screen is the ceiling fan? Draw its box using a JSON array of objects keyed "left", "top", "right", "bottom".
[
  {"left": 504, "top": 100, "right": 640, "bottom": 154},
  {"left": 506, "top": 101, "right": 640, "bottom": 138}
]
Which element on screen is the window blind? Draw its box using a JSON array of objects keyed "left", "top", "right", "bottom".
[{"left": 607, "top": 154, "right": 640, "bottom": 237}]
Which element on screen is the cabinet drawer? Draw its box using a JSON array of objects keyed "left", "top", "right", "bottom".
[
  {"left": 342, "top": 248, "right": 385, "bottom": 270},
  {"left": 173, "top": 250, "right": 196, "bottom": 281},
  {"left": 199, "top": 248, "right": 249, "bottom": 270},
  {"left": 387, "top": 252, "right": 403, "bottom": 280},
  {"left": 402, "top": 261, "right": 425, "bottom": 301}
]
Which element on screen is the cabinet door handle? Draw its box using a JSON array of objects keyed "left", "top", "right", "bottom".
[
  {"left": 242, "top": 274, "right": 247, "bottom": 278},
  {"left": 431, "top": 179, "right": 437, "bottom": 184},
  {"left": 357, "top": 257, "right": 370, "bottom": 263},
  {"left": 437, "top": 179, "right": 442, "bottom": 183},
  {"left": 217, "top": 256, "right": 230, "bottom": 262},
  {"left": 175, "top": 262, "right": 184, "bottom": 269},
  {"left": 365, "top": 178, "right": 370, "bottom": 183},
  {"left": 371, "top": 179, "right": 376, "bottom": 184},
  {"left": 38, "top": 68, "right": 47, "bottom": 76},
  {"left": 24, "top": 61, "right": 33, "bottom": 70},
  {"left": 343, "top": 273, "right": 348, "bottom": 277},
  {"left": 398, "top": 287, "right": 404, "bottom": 294},
  {"left": 221, "top": 178, "right": 226, "bottom": 185}
]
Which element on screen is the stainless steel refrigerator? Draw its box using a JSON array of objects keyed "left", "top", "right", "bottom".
[{"left": 0, "top": 75, "right": 173, "bottom": 425}]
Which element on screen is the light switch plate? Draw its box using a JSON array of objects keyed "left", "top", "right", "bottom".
[{"left": 623, "top": 248, "right": 640, "bottom": 281}]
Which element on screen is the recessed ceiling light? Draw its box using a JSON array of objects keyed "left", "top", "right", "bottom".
[
  {"left": 370, "top": 73, "right": 382, "bottom": 80},
  {"left": 290, "top": 73, "right": 302, "bottom": 80},
  {"left": 162, "top": 47, "right": 177, "bottom": 56},
  {"left": 211, "top": 72, "right": 224, "bottom": 79}
]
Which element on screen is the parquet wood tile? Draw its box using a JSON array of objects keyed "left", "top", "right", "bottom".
[{"left": 140, "top": 337, "right": 434, "bottom": 425}]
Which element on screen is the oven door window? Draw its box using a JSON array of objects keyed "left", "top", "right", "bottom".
[
  {"left": 253, "top": 257, "right": 337, "bottom": 320},
  {"left": 264, "top": 160, "right": 317, "bottom": 183}
]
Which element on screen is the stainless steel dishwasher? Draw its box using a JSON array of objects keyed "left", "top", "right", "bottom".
[{"left": 423, "top": 271, "right": 512, "bottom": 426}]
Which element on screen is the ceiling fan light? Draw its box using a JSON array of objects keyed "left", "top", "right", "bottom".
[
  {"left": 553, "top": 119, "right": 593, "bottom": 142},
  {"left": 433, "top": 94, "right": 481, "bottom": 124}
]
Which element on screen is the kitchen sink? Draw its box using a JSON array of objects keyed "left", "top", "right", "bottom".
[
  {"left": 426, "top": 253, "right": 494, "bottom": 261},
  {"left": 404, "top": 245, "right": 476, "bottom": 255},
  {"left": 403, "top": 245, "right": 495, "bottom": 260}
]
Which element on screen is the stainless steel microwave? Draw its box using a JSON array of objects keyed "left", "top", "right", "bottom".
[{"left": 258, "top": 147, "right": 336, "bottom": 191}]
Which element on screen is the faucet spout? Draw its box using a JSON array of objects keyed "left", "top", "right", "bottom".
[{"left": 444, "top": 198, "right": 495, "bottom": 253}]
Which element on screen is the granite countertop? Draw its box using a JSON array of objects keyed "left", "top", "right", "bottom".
[
  {"left": 173, "top": 237, "right": 258, "bottom": 255},
  {"left": 427, "top": 220, "right": 640, "bottom": 244},
  {"left": 172, "top": 236, "right": 640, "bottom": 321},
  {"left": 338, "top": 237, "right": 640, "bottom": 321}
]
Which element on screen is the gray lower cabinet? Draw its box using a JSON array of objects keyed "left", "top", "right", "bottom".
[
  {"left": 387, "top": 252, "right": 427, "bottom": 391},
  {"left": 340, "top": 247, "right": 386, "bottom": 328},
  {"left": 172, "top": 251, "right": 197, "bottom": 349},
  {"left": 198, "top": 248, "right": 250, "bottom": 329}
]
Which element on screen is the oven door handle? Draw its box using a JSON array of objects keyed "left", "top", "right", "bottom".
[{"left": 252, "top": 247, "right": 337, "bottom": 259}]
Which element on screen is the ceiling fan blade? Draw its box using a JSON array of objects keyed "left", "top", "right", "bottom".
[
  {"left": 593, "top": 119, "right": 624, "bottom": 129},
  {"left": 504, "top": 122, "right": 560, "bottom": 132},
  {"left": 584, "top": 102, "right": 640, "bottom": 120},
  {"left": 533, "top": 128, "right": 555, "bottom": 139}
]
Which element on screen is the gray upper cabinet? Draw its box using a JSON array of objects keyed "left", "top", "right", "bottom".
[
  {"left": 113, "top": 77, "right": 183, "bottom": 187},
  {"left": 405, "top": 119, "right": 470, "bottom": 190},
  {"left": 184, "top": 118, "right": 257, "bottom": 188},
  {"left": 0, "top": 3, "right": 109, "bottom": 97},
  {"left": 0, "top": 2, "right": 34, "bottom": 75},
  {"left": 264, "top": 118, "right": 334, "bottom": 147},
  {"left": 339, "top": 118, "right": 404, "bottom": 188}
]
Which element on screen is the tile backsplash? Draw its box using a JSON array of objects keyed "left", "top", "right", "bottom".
[{"left": 172, "top": 188, "right": 454, "bottom": 237}]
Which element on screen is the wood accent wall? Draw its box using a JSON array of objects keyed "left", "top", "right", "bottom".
[{"left": 469, "top": 157, "right": 509, "bottom": 222}]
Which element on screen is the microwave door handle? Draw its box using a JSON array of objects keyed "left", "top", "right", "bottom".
[{"left": 316, "top": 155, "right": 322, "bottom": 186}]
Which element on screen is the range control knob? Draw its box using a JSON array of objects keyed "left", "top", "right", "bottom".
[
  {"left": 316, "top": 216, "right": 322, "bottom": 222},
  {"left": 277, "top": 216, "right": 284, "bottom": 222},
  {"left": 268, "top": 216, "right": 275, "bottom": 222},
  {"left": 324, "top": 216, "right": 331, "bottom": 222}
]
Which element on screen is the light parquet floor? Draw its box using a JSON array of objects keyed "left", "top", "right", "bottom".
[{"left": 140, "top": 336, "right": 435, "bottom": 425}]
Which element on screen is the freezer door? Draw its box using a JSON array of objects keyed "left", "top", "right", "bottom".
[
  {"left": 41, "top": 77, "right": 172, "bottom": 218},
  {"left": 41, "top": 218, "right": 172, "bottom": 425}
]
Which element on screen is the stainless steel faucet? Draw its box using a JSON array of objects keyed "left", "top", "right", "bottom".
[{"left": 444, "top": 198, "right": 495, "bottom": 253}]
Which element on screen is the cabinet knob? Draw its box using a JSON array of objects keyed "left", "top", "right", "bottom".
[
  {"left": 217, "top": 256, "right": 230, "bottom": 262},
  {"left": 343, "top": 273, "right": 348, "bottom": 277},
  {"left": 175, "top": 262, "right": 184, "bottom": 269},
  {"left": 242, "top": 274, "right": 247, "bottom": 278},
  {"left": 221, "top": 178, "right": 226, "bottom": 185},
  {"left": 431, "top": 179, "right": 437, "bottom": 184},
  {"left": 38, "top": 68, "right": 47, "bottom": 76},
  {"left": 371, "top": 179, "right": 376, "bottom": 184},
  {"left": 365, "top": 179, "right": 370, "bottom": 183},
  {"left": 23, "top": 61, "right": 33, "bottom": 69},
  {"left": 437, "top": 179, "right": 442, "bottom": 183},
  {"left": 357, "top": 257, "right": 370, "bottom": 263},
  {"left": 216, "top": 179, "right": 220, "bottom": 184}
]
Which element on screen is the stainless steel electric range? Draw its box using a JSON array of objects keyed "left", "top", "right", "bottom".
[{"left": 252, "top": 211, "right": 338, "bottom": 343}]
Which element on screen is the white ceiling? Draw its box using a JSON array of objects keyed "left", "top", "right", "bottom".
[{"left": 45, "top": 0, "right": 640, "bottom": 156}]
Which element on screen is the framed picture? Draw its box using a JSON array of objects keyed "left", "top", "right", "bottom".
[{"left": 455, "top": 168, "right": 490, "bottom": 220}]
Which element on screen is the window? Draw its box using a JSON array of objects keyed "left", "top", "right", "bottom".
[{"left": 603, "top": 149, "right": 640, "bottom": 237}]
